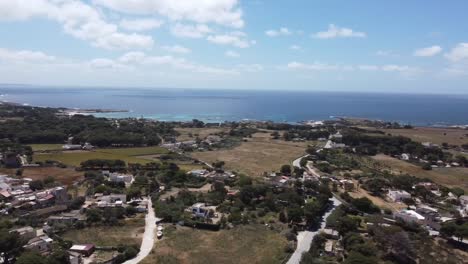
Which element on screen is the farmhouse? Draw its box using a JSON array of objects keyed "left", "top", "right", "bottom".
[
  {"left": 10, "top": 226, "right": 36, "bottom": 241},
  {"left": 109, "top": 172, "right": 134, "bottom": 184},
  {"left": 387, "top": 190, "right": 411, "bottom": 202},
  {"left": 324, "top": 140, "right": 346, "bottom": 149},
  {"left": 394, "top": 209, "right": 425, "bottom": 224},
  {"left": 190, "top": 203, "right": 210, "bottom": 218},
  {"left": 70, "top": 244, "right": 95, "bottom": 257},
  {"left": 24, "top": 235, "right": 53, "bottom": 253}
]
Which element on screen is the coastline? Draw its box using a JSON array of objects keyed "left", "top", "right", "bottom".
[{"left": 2, "top": 96, "right": 468, "bottom": 128}]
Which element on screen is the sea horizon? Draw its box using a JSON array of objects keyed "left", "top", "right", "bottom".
[{"left": 1, "top": 86, "right": 468, "bottom": 126}]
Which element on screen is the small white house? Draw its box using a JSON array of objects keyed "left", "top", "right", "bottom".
[
  {"left": 394, "top": 209, "right": 425, "bottom": 224},
  {"left": 109, "top": 173, "right": 133, "bottom": 184},
  {"left": 190, "top": 203, "right": 209, "bottom": 218},
  {"left": 460, "top": 195, "right": 468, "bottom": 206},
  {"left": 329, "top": 132, "right": 343, "bottom": 141},
  {"left": 324, "top": 140, "right": 346, "bottom": 149},
  {"left": 62, "top": 144, "right": 82, "bottom": 150},
  {"left": 400, "top": 153, "right": 410, "bottom": 161},
  {"left": 387, "top": 190, "right": 411, "bottom": 202}
]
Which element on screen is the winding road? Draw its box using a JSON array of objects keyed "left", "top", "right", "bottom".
[
  {"left": 286, "top": 196, "right": 342, "bottom": 264},
  {"left": 123, "top": 197, "right": 156, "bottom": 264}
]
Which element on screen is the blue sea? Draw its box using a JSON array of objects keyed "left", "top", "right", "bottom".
[{"left": 1, "top": 87, "right": 468, "bottom": 126}]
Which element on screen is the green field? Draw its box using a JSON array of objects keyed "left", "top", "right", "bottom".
[
  {"left": 29, "top": 144, "right": 64, "bottom": 151},
  {"left": 34, "top": 146, "right": 169, "bottom": 166}
]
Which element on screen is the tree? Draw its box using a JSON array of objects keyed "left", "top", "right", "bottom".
[
  {"left": 351, "top": 197, "right": 380, "bottom": 214},
  {"left": 336, "top": 216, "right": 359, "bottom": 235},
  {"left": 86, "top": 209, "right": 102, "bottom": 223},
  {"left": 0, "top": 230, "right": 23, "bottom": 264},
  {"left": 212, "top": 161, "right": 225, "bottom": 170},
  {"left": 15, "top": 251, "right": 48, "bottom": 264},
  {"left": 29, "top": 180, "right": 44, "bottom": 191},
  {"left": 344, "top": 251, "right": 379, "bottom": 264},
  {"left": 279, "top": 211, "right": 287, "bottom": 223},
  {"left": 422, "top": 163, "right": 432, "bottom": 170},
  {"left": 271, "top": 131, "right": 280, "bottom": 139},
  {"left": 237, "top": 174, "right": 253, "bottom": 187},
  {"left": 451, "top": 187, "right": 464, "bottom": 198},
  {"left": 280, "top": 164, "right": 292, "bottom": 175}
]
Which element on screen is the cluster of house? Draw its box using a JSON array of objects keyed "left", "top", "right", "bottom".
[
  {"left": 9, "top": 225, "right": 90, "bottom": 264},
  {"left": 384, "top": 184, "right": 468, "bottom": 236},
  {"left": 324, "top": 132, "right": 346, "bottom": 149},
  {"left": 187, "top": 169, "right": 236, "bottom": 181},
  {"left": 162, "top": 135, "right": 223, "bottom": 152},
  {"left": 399, "top": 152, "right": 462, "bottom": 168},
  {"left": 162, "top": 140, "right": 197, "bottom": 151},
  {"left": 186, "top": 202, "right": 221, "bottom": 224},
  {"left": 62, "top": 142, "right": 94, "bottom": 151},
  {"left": 320, "top": 228, "right": 343, "bottom": 257},
  {"left": 102, "top": 171, "right": 134, "bottom": 185},
  {"left": 0, "top": 175, "right": 68, "bottom": 214},
  {"left": 0, "top": 153, "right": 33, "bottom": 168},
  {"left": 81, "top": 193, "right": 148, "bottom": 212}
]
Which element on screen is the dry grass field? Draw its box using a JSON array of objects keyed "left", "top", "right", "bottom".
[
  {"left": 175, "top": 127, "right": 229, "bottom": 141},
  {"left": 33, "top": 146, "right": 169, "bottom": 167},
  {"left": 368, "top": 127, "right": 468, "bottom": 146},
  {"left": 0, "top": 167, "right": 84, "bottom": 185},
  {"left": 191, "top": 132, "right": 312, "bottom": 177},
  {"left": 348, "top": 186, "right": 407, "bottom": 212},
  {"left": 62, "top": 216, "right": 145, "bottom": 247},
  {"left": 141, "top": 225, "right": 289, "bottom": 264},
  {"left": 372, "top": 154, "right": 468, "bottom": 190}
]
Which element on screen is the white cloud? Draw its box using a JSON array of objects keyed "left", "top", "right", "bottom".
[
  {"left": 381, "top": 64, "right": 422, "bottom": 77},
  {"left": 120, "top": 18, "right": 164, "bottom": 31},
  {"left": 117, "top": 51, "right": 237, "bottom": 75},
  {"left": 358, "top": 65, "right": 379, "bottom": 71},
  {"left": 265, "top": 27, "right": 291, "bottom": 37},
  {"left": 287, "top": 62, "right": 339, "bottom": 71},
  {"left": 89, "top": 58, "right": 129, "bottom": 70},
  {"left": 375, "top": 50, "right": 398, "bottom": 57},
  {"left": 290, "top": 45, "right": 302, "bottom": 51},
  {"left": 162, "top": 45, "right": 191, "bottom": 54},
  {"left": 287, "top": 61, "right": 421, "bottom": 77},
  {"left": 413, "top": 45, "right": 442, "bottom": 57},
  {"left": 445, "top": 43, "right": 468, "bottom": 62},
  {"left": 118, "top": 51, "right": 146, "bottom": 63},
  {"left": 171, "top": 23, "right": 212, "bottom": 38},
  {"left": 312, "top": 24, "right": 366, "bottom": 39},
  {"left": 237, "top": 64, "right": 263, "bottom": 72},
  {"left": 207, "top": 32, "right": 250, "bottom": 48},
  {"left": 0, "top": 0, "right": 154, "bottom": 50},
  {"left": 0, "top": 48, "right": 55, "bottom": 62},
  {"left": 93, "top": 0, "right": 244, "bottom": 28},
  {"left": 225, "top": 50, "right": 240, "bottom": 58}
]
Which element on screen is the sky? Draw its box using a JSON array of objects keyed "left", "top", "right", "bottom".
[{"left": 0, "top": 0, "right": 468, "bottom": 94}]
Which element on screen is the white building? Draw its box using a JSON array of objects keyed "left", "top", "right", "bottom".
[
  {"left": 324, "top": 140, "right": 346, "bottom": 149},
  {"left": 394, "top": 209, "right": 425, "bottom": 224},
  {"left": 109, "top": 173, "right": 133, "bottom": 184},
  {"left": 187, "top": 169, "right": 208, "bottom": 177},
  {"left": 387, "top": 190, "right": 411, "bottom": 202},
  {"left": 459, "top": 195, "right": 468, "bottom": 206},
  {"left": 190, "top": 203, "right": 209, "bottom": 218},
  {"left": 400, "top": 153, "right": 410, "bottom": 161},
  {"left": 23, "top": 235, "right": 53, "bottom": 253},
  {"left": 62, "top": 144, "right": 82, "bottom": 150},
  {"left": 329, "top": 132, "right": 343, "bottom": 141}
]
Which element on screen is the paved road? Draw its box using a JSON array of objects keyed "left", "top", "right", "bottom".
[
  {"left": 292, "top": 154, "right": 309, "bottom": 168},
  {"left": 286, "top": 197, "right": 342, "bottom": 264},
  {"left": 123, "top": 197, "right": 156, "bottom": 264}
]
